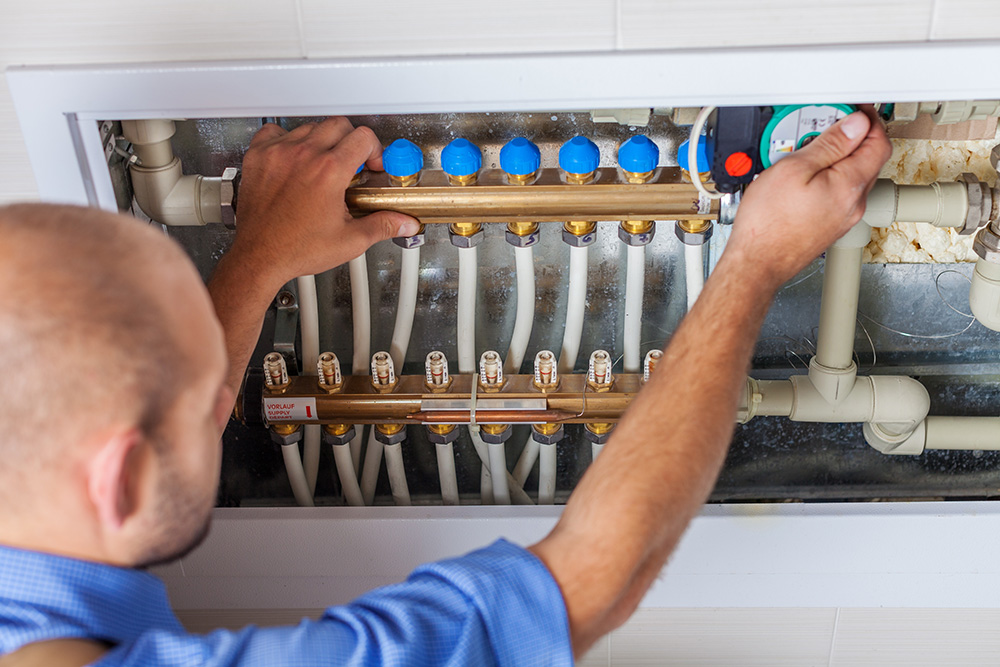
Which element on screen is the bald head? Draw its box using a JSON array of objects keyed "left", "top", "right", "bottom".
[{"left": 0, "top": 204, "right": 203, "bottom": 503}]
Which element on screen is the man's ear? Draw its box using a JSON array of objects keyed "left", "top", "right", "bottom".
[{"left": 87, "top": 427, "right": 143, "bottom": 532}]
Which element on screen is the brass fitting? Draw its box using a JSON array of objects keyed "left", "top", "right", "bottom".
[
  {"left": 447, "top": 172, "right": 478, "bottom": 187},
  {"left": 677, "top": 219, "right": 712, "bottom": 234},
  {"left": 324, "top": 423, "right": 352, "bottom": 437},
  {"left": 450, "top": 221, "right": 483, "bottom": 237},
  {"left": 479, "top": 423, "right": 513, "bottom": 444},
  {"left": 428, "top": 423, "right": 456, "bottom": 436},
  {"left": 564, "top": 220, "right": 597, "bottom": 237},
  {"left": 586, "top": 422, "right": 614, "bottom": 436},
  {"left": 506, "top": 221, "right": 540, "bottom": 247},
  {"left": 389, "top": 173, "right": 419, "bottom": 187},
  {"left": 350, "top": 172, "right": 364, "bottom": 187},
  {"left": 270, "top": 422, "right": 303, "bottom": 446},
  {"left": 622, "top": 169, "right": 655, "bottom": 184},
  {"left": 587, "top": 350, "right": 614, "bottom": 393},
  {"left": 425, "top": 351, "right": 454, "bottom": 393},
  {"left": 479, "top": 351, "right": 507, "bottom": 393},
  {"left": 565, "top": 170, "right": 597, "bottom": 185},
  {"left": 507, "top": 221, "right": 539, "bottom": 237},
  {"left": 481, "top": 423, "right": 510, "bottom": 437},
  {"left": 675, "top": 219, "right": 713, "bottom": 246},
  {"left": 532, "top": 422, "right": 565, "bottom": 444},
  {"left": 263, "top": 352, "right": 290, "bottom": 395},
  {"left": 317, "top": 352, "right": 343, "bottom": 394},
  {"left": 426, "top": 423, "right": 459, "bottom": 444},
  {"left": 506, "top": 171, "right": 537, "bottom": 186},
  {"left": 374, "top": 422, "right": 406, "bottom": 445},
  {"left": 272, "top": 423, "right": 300, "bottom": 436},
  {"left": 643, "top": 349, "right": 663, "bottom": 384},
  {"left": 377, "top": 423, "right": 405, "bottom": 436},
  {"left": 584, "top": 422, "right": 614, "bottom": 444},
  {"left": 533, "top": 350, "right": 560, "bottom": 392},
  {"left": 371, "top": 351, "right": 399, "bottom": 394},
  {"left": 621, "top": 220, "right": 655, "bottom": 236},
  {"left": 322, "top": 423, "right": 355, "bottom": 445}
]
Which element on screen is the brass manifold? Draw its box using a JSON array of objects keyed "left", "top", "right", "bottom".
[
  {"left": 256, "top": 373, "right": 642, "bottom": 426},
  {"left": 346, "top": 168, "right": 719, "bottom": 224}
]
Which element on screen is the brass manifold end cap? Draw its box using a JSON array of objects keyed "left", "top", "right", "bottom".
[
  {"left": 563, "top": 220, "right": 597, "bottom": 247},
  {"left": 479, "top": 423, "right": 513, "bottom": 444},
  {"left": 375, "top": 423, "right": 407, "bottom": 445},
  {"left": 449, "top": 221, "right": 484, "bottom": 248},
  {"left": 322, "top": 423, "right": 356, "bottom": 446},
  {"left": 532, "top": 423, "right": 565, "bottom": 444},
  {"left": 426, "top": 423, "right": 460, "bottom": 444},
  {"left": 506, "top": 221, "right": 540, "bottom": 247},
  {"left": 675, "top": 219, "right": 713, "bottom": 246},
  {"left": 584, "top": 423, "right": 615, "bottom": 444},
  {"left": 270, "top": 423, "right": 302, "bottom": 446},
  {"left": 619, "top": 220, "right": 656, "bottom": 246}
]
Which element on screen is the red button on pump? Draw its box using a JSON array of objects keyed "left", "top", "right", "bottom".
[{"left": 724, "top": 151, "right": 753, "bottom": 177}]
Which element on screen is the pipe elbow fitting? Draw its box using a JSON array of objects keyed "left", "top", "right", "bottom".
[
  {"left": 868, "top": 375, "right": 931, "bottom": 437},
  {"left": 130, "top": 162, "right": 223, "bottom": 226},
  {"left": 864, "top": 419, "right": 927, "bottom": 455}
]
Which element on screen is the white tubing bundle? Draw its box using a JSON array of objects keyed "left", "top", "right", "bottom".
[{"left": 623, "top": 243, "right": 645, "bottom": 373}]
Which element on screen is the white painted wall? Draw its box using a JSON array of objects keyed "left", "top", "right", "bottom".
[{"left": 5, "top": 2, "right": 1000, "bottom": 663}]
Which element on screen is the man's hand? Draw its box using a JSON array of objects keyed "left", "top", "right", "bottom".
[
  {"left": 231, "top": 117, "right": 419, "bottom": 288},
  {"left": 728, "top": 107, "right": 892, "bottom": 290}
]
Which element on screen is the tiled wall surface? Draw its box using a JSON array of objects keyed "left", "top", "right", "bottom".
[
  {"left": 5, "top": 2, "right": 1000, "bottom": 663},
  {"left": 176, "top": 607, "right": 1000, "bottom": 666}
]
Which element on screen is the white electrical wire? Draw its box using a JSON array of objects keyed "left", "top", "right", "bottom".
[
  {"left": 383, "top": 442, "right": 412, "bottom": 506},
  {"left": 685, "top": 242, "right": 706, "bottom": 311},
  {"left": 281, "top": 443, "right": 314, "bottom": 507},
  {"left": 558, "top": 245, "right": 589, "bottom": 374},
  {"left": 332, "top": 442, "right": 364, "bottom": 507},
  {"left": 538, "top": 442, "right": 557, "bottom": 505},
  {"left": 689, "top": 105, "right": 726, "bottom": 201},
  {"left": 348, "top": 255, "right": 371, "bottom": 475},
  {"left": 504, "top": 245, "right": 535, "bottom": 375},
  {"left": 435, "top": 442, "right": 460, "bottom": 505},
  {"left": 390, "top": 247, "right": 420, "bottom": 369},
  {"left": 295, "top": 275, "right": 321, "bottom": 497},
  {"left": 623, "top": 243, "right": 645, "bottom": 373}
]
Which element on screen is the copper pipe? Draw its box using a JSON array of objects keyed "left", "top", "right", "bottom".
[{"left": 346, "top": 168, "right": 718, "bottom": 224}]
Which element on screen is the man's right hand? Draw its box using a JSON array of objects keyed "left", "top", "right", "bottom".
[
  {"left": 727, "top": 107, "right": 892, "bottom": 291},
  {"left": 231, "top": 117, "right": 420, "bottom": 290}
]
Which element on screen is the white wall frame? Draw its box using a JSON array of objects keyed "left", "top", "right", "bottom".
[{"left": 8, "top": 41, "right": 1000, "bottom": 610}]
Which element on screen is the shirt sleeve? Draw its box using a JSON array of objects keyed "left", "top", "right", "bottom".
[{"left": 107, "top": 539, "right": 574, "bottom": 667}]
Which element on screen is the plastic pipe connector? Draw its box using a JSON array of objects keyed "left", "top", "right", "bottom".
[
  {"left": 559, "top": 136, "right": 600, "bottom": 175},
  {"left": 500, "top": 137, "right": 541, "bottom": 175},
  {"left": 969, "top": 258, "right": 1000, "bottom": 331},
  {"left": 861, "top": 180, "right": 969, "bottom": 229},
  {"left": 441, "top": 138, "right": 482, "bottom": 177},
  {"left": 617, "top": 135, "right": 659, "bottom": 174},
  {"left": 382, "top": 138, "right": 424, "bottom": 178}
]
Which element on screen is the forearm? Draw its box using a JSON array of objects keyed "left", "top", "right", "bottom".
[
  {"left": 530, "top": 246, "right": 779, "bottom": 654},
  {"left": 208, "top": 245, "right": 286, "bottom": 398}
]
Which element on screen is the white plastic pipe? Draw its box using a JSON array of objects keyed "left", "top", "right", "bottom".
[
  {"left": 623, "top": 243, "right": 645, "bottom": 373},
  {"left": 359, "top": 430, "right": 383, "bottom": 506},
  {"left": 814, "top": 245, "right": 863, "bottom": 373},
  {"left": 470, "top": 432, "right": 534, "bottom": 505},
  {"left": 435, "top": 442, "right": 460, "bottom": 505},
  {"left": 383, "top": 441, "right": 411, "bottom": 506},
  {"left": 924, "top": 416, "right": 1000, "bottom": 451},
  {"left": 504, "top": 245, "right": 535, "bottom": 375},
  {"left": 592, "top": 442, "right": 604, "bottom": 461},
  {"left": 296, "top": 275, "right": 321, "bottom": 497},
  {"left": 538, "top": 442, "right": 557, "bottom": 505},
  {"left": 468, "top": 429, "right": 495, "bottom": 505},
  {"left": 281, "top": 443, "right": 314, "bottom": 507},
  {"left": 684, "top": 243, "right": 705, "bottom": 312},
  {"left": 512, "top": 438, "right": 540, "bottom": 488},
  {"left": 348, "top": 255, "right": 371, "bottom": 475},
  {"left": 332, "top": 442, "right": 364, "bottom": 507},
  {"left": 457, "top": 246, "right": 478, "bottom": 374},
  {"left": 559, "top": 245, "right": 589, "bottom": 374},
  {"left": 488, "top": 441, "right": 511, "bottom": 505},
  {"left": 390, "top": 247, "right": 420, "bottom": 369}
]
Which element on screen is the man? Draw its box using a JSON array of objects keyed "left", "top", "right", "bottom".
[{"left": 0, "top": 110, "right": 890, "bottom": 665}]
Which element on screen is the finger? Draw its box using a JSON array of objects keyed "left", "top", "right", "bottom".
[
  {"left": 828, "top": 113, "right": 892, "bottom": 190},
  {"left": 787, "top": 111, "right": 872, "bottom": 177},
  {"left": 350, "top": 210, "right": 421, "bottom": 248},
  {"left": 307, "top": 116, "right": 356, "bottom": 150},
  {"left": 330, "top": 126, "right": 384, "bottom": 179},
  {"left": 249, "top": 123, "right": 287, "bottom": 147}
]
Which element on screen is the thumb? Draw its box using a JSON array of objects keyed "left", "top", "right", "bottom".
[
  {"left": 353, "top": 210, "right": 421, "bottom": 246},
  {"left": 788, "top": 111, "right": 871, "bottom": 175}
]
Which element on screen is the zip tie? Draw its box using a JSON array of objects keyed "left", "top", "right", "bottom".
[{"left": 468, "top": 376, "right": 479, "bottom": 433}]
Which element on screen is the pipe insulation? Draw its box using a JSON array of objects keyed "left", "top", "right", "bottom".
[
  {"left": 504, "top": 245, "right": 536, "bottom": 375},
  {"left": 383, "top": 442, "right": 412, "bottom": 506},
  {"left": 538, "top": 442, "right": 557, "bottom": 505},
  {"left": 348, "top": 255, "right": 371, "bottom": 475},
  {"left": 390, "top": 247, "right": 420, "bottom": 370},
  {"left": 685, "top": 243, "right": 705, "bottom": 312},
  {"left": 623, "top": 244, "right": 645, "bottom": 373},
  {"left": 296, "top": 275, "right": 321, "bottom": 497},
  {"left": 281, "top": 443, "right": 314, "bottom": 507},
  {"left": 120, "top": 120, "right": 224, "bottom": 226},
  {"left": 862, "top": 179, "right": 970, "bottom": 229},
  {"left": 559, "top": 245, "right": 589, "bottom": 374},
  {"left": 436, "top": 443, "right": 460, "bottom": 505},
  {"left": 332, "top": 443, "right": 364, "bottom": 507}
]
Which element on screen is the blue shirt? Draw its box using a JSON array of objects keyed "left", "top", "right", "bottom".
[{"left": 0, "top": 539, "right": 573, "bottom": 666}]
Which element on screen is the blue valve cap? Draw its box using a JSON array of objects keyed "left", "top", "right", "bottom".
[
  {"left": 441, "top": 138, "right": 482, "bottom": 177},
  {"left": 559, "top": 136, "right": 600, "bottom": 175},
  {"left": 382, "top": 138, "right": 424, "bottom": 178},
  {"left": 617, "top": 135, "right": 659, "bottom": 174},
  {"left": 355, "top": 164, "right": 364, "bottom": 174},
  {"left": 677, "top": 135, "right": 710, "bottom": 173},
  {"left": 500, "top": 137, "right": 541, "bottom": 176}
]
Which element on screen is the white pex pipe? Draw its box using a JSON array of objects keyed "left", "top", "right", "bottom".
[
  {"left": 457, "top": 246, "right": 478, "bottom": 373},
  {"left": 512, "top": 439, "right": 540, "bottom": 488},
  {"left": 559, "top": 245, "right": 589, "bottom": 374},
  {"left": 488, "top": 441, "right": 511, "bottom": 505},
  {"left": 924, "top": 416, "right": 1000, "bottom": 451},
  {"left": 383, "top": 442, "right": 411, "bottom": 506},
  {"left": 623, "top": 244, "right": 645, "bottom": 373},
  {"left": 390, "top": 247, "right": 420, "bottom": 370},
  {"left": 348, "top": 255, "right": 371, "bottom": 475},
  {"left": 591, "top": 442, "right": 604, "bottom": 461},
  {"left": 504, "top": 245, "right": 535, "bottom": 375},
  {"left": 436, "top": 442, "right": 460, "bottom": 505},
  {"left": 359, "top": 430, "right": 382, "bottom": 506},
  {"left": 684, "top": 243, "right": 705, "bottom": 312},
  {"left": 468, "top": 429, "right": 495, "bottom": 505},
  {"left": 538, "top": 442, "right": 557, "bottom": 505},
  {"left": 295, "top": 275, "right": 321, "bottom": 498},
  {"left": 332, "top": 442, "right": 364, "bottom": 507},
  {"left": 470, "top": 432, "right": 534, "bottom": 505},
  {"left": 814, "top": 245, "right": 864, "bottom": 372},
  {"left": 281, "top": 443, "right": 314, "bottom": 507}
]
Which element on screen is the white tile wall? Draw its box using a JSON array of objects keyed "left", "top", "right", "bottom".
[{"left": 619, "top": 0, "right": 935, "bottom": 50}]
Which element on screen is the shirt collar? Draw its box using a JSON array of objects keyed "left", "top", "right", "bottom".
[{"left": 0, "top": 543, "right": 184, "bottom": 652}]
